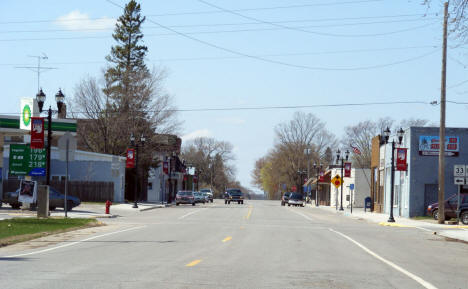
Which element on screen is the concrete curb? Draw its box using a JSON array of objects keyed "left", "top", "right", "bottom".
[{"left": 139, "top": 205, "right": 165, "bottom": 212}]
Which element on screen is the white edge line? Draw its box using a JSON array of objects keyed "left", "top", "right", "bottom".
[
  {"left": 178, "top": 208, "right": 206, "bottom": 220},
  {"left": 329, "top": 228, "right": 438, "bottom": 289},
  {"left": 5, "top": 225, "right": 146, "bottom": 258}
]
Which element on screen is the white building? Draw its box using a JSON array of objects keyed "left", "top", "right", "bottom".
[{"left": 329, "top": 167, "right": 371, "bottom": 208}]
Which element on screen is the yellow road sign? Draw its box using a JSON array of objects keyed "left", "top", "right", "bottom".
[{"left": 331, "top": 174, "right": 342, "bottom": 189}]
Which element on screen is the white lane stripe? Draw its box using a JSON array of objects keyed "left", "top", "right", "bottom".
[
  {"left": 414, "top": 226, "right": 432, "bottom": 232},
  {"left": 288, "top": 208, "right": 315, "bottom": 221},
  {"left": 178, "top": 208, "right": 206, "bottom": 220},
  {"left": 329, "top": 228, "right": 438, "bottom": 289},
  {"left": 5, "top": 225, "right": 146, "bottom": 258}
]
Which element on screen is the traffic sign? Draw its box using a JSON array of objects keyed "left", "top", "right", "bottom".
[
  {"left": 350, "top": 183, "right": 355, "bottom": 190},
  {"left": 454, "top": 165, "right": 466, "bottom": 177},
  {"left": 331, "top": 174, "right": 342, "bottom": 189},
  {"left": 454, "top": 177, "right": 465, "bottom": 185},
  {"left": 58, "top": 132, "right": 77, "bottom": 161}
]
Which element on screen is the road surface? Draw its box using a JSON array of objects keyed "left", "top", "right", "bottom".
[{"left": 1, "top": 200, "right": 467, "bottom": 289}]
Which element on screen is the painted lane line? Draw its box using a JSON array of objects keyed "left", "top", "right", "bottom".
[
  {"left": 178, "top": 208, "right": 206, "bottom": 220},
  {"left": 186, "top": 259, "right": 202, "bottom": 267},
  {"left": 329, "top": 228, "right": 438, "bottom": 289},
  {"left": 244, "top": 206, "right": 253, "bottom": 220},
  {"left": 288, "top": 208, "right": 315, "bottom": 221},
  {"left": 5, "top": 225, "right": 146, "bottom": 258},
  {"left": 222, "top": 236, "right": 232, "bottom": 243}
]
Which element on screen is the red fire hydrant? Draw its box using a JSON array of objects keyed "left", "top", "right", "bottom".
[{"left": 105, "top": 200, "right": 112, "bottom": 214}]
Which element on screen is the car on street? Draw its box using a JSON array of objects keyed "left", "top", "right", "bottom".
[
  {"left": 224, "top": 188, "right": 244, "bottom": 204},
  {"left": 193, "top": 192, "right": 206, "bottom": 204},
  {"left": 281, "top": 192, "right": 291, "bottom": 206},
  {"left": 427, "top": 193, "right": 468, "bottom": 222},
  {"left": 200, "top": 188, "right": 214, "bottom": 203},
  {"left": 176, "top": 191, "right": 196, "bottom": 206},
  {"left": 2, "top": 187, "right": 81, "bottom": 211},
  {"left": 288, "top": 193, "right": 304, "bottom": 207}
]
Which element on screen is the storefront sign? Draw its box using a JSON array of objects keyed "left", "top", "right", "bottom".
[
  {"left": 30, "top": 117, "right": 44, "bottom": 149},
  {"left": 419, "top": 136, "right": 459, "bottom": 156},
  {"left": 126, "top": 149, "right": 135, "bottom": 168},
  {"left": 396, "top": 148, "right": 408, "bottom": 171},
  {"left": 344, "top": 162, "right": 351, "bottom": 177}
]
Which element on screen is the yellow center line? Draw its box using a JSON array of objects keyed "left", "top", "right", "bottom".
[
  {"left": 186, "top": 259, "right": 202, "bottom": 267},
  {"left": 222, "top": 236, "right": 232, "bottom": 242},
  {"left": 244, "top": 205, "right": 253, "bottom": 219}
]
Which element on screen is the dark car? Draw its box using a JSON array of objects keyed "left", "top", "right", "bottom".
[
  {"left": 281, "top": 192, "right": 291, "bottom": 206},
  {"left": 3, "top": 187, "right": 81, "bottom": 211},
  {"left": 288, "top": 193, "right": 304, "bottom": 207},
  {"left": 427, "top": 193, "right": 468, "bottom": 221},
  {"left": 224, "top": 188, "right": 244, "bottom": 204},
  {"left": 176, "top": 191, "right": 196, "bottom": 206}
]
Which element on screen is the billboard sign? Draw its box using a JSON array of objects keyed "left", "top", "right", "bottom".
[
  {"left": 419, "top": 136, "right": 459, "bottom": 156},
  {"left": 9, "top": 144, "right": 46, "bottom": 176},
  {"left": 18, "top": 180, "right": 37, "bottom": 204}
]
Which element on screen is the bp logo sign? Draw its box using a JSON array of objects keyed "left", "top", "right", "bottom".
[
  {"left": 22, "top": 104, "right": 31, "bottom": 127},
  {"left": 20, "top": 98, "right": 36, "bottom": 130}
]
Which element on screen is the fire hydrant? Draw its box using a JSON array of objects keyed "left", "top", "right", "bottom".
[{"left": 105, "top": 200, "right": 112, "bottom": 214}]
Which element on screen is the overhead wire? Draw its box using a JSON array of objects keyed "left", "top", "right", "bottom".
[
  {"left": 104, "top": 0, "right": 439, "bottom": 71},
  {"left": 196, "top": 0, "right": 438, "bottom": 37}
]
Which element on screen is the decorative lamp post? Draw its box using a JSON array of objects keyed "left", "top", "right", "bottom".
[
  {"left": 313, "top": 163, "right": 323, "bottom": 207},
  {"left": 336, "top": 149, "right": 350, "bottom": 211},
  {"left": 383, "top": 127, "right": 404, "bottom": 222},
  {"left": 36, "top": 89, "right": 64, "bottom": 186},
  {"left": 297, "top": 169, "right": 307, "bottom": 195},
  {"left": 130, "top": 133, "right": 145, "bottom": 208}
]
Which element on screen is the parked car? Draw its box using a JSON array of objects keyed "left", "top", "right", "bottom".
[
  {"left": 2, "top": 187, "right": 81, "bottom": 211},
  {"left": 288, "top": 193, "right": 304, "bottom": 207},
  {"left": 281, "top": 192, "right": 291, "bottom": 206},
  {"left": 176, "top": 191, "right": 196, "bottom": 206},
  {"left": 224, "top": 188, "right": 244, "bottom": 204},
  {"left": 193, "top": 192, "right": 206, "bottom": 204},
  {"left": 200, "top": 188, "right": 214, "bottom": 203},
  {"left": 427, "top": 193, "right": 468, "bottom": 221}
]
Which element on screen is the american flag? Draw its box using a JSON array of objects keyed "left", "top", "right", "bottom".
[{"left": 350, "top": 144, "right": 361, "bottom": 155}]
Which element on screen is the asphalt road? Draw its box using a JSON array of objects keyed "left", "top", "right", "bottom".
[{"left": 1, "top": 200, "right": 467, "bottom": 289}]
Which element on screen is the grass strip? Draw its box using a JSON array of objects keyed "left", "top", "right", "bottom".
[{"left": 0, "top": 218, "right": 101, "bottom": 247}]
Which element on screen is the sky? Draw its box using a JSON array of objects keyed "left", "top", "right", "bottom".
[{"left": 1, "top": 0, "right": 467, "bottom": 193}]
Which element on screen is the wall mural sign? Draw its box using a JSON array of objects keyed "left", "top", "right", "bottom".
[{"left": 419, "top": 136, "right": 459, "bottom": 156}]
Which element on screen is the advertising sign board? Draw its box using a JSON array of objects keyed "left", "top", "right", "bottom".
[
  {"left": 396, "top": 148, "right": 408, "bottom": 171},
  {"left": 419, "top": 136, "right": 459, "bottom": 156},
  {"left": 18, "top": 180, "right": 37, "bottom": 204},
  {"left": 9, "top": 144, "right": 46, "bottom": 176}
]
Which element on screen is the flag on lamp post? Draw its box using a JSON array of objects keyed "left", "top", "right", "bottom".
[{"left": 350, "top": 144, "right": 361, "bottom": 155}]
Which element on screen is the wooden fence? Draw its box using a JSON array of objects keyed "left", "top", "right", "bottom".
[{"left": 3, "top": 180, "right": 114, "bottom": 202}]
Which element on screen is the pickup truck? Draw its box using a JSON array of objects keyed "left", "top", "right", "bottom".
[{"left": 224, "top": 188, "right": 244, "bottom": 205}]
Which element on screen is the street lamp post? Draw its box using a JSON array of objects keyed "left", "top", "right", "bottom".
[
  {"left": 336, "top": 149, "right": 350, "bottom": 211},
  {"left": 304, "top": 148, "right": 311, "bottom": 202},
  {"left": 130, "top": 133, "right": 145, "bottom": 209},
  {"left": 383, "top": 127, "right": 404, "bottom": 223},
  {"left": 36, "top": 89, "right": 64, "bottom": 186},
  {"left": 297, "top": 170, "right": 307, "bottom": 196},
  {"left": 313, "top": 163, "right": 322, "bottom": 207}
]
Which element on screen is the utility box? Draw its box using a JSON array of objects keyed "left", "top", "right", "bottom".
[{"left": 37, "top": 185, "right": 49, "bottom": 218}]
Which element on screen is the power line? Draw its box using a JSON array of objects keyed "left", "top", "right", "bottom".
[
  {"left": 0, "top": 16, "right": 438, "bottom": 34},
  {"left": 196, "top": 0, "right": 437, "bottom": 37},
  {"left": 0, "top": 45, "right": 439, "bottom": 67},
  {"left": 105, "top": 0, "right": 439, "bottom": 72}
]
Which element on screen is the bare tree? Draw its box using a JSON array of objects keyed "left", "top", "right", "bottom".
[{"left": 425, "top": 0, "right": 468, "bottom": 43}]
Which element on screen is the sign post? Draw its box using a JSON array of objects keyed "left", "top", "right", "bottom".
[
  {"left": 58, "top": 132, "right": 77, "bottom": 218},
  {"left": 453, "top": 165, "right": 466, "bottom": 224},
  {"left": 350, "top": 183, "right": 355, "bottom": 214}
]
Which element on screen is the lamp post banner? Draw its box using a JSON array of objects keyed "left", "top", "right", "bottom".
[
  {"left": 30, "top": 117, "right": 44, "bottom": 149},
  {"left": 396, "top": 148, "right": 408, "bottom": 171},
  {"left": 126, "top": 149, "right": 135, "bottom": 168},
  {"left": 344, "top": 162, "right": 351, "bottom": 177},
  {"left": 163, "top": 161, "right": 169, "bottom": 175}
]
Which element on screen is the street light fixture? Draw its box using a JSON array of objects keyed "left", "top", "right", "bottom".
[
  {"left": 382, "top": 127, "right": 404, "bottom": 223},
  {"left": 313, "top": 163, "right": 323, "bottom": 207},
  {"left": 36, "top": 88, "right": 64, "bottom": 186},
  {"left": 130, "top": 133, "right": 145, "bottom": 208},
  {"left": 336, "top": 149, "right": 350, "bottom": 211}
]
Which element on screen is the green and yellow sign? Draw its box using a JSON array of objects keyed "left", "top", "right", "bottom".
[
  {"left": 20, "top": 98, "right": 36, "bottom": 130},
  {"left": 9, "top": 144, "right": 46, "bottom": 176}
]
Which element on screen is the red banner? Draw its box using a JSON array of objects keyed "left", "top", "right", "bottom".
[
  {"left": 163, "top": 161, "right": 168, "bottom": 175},
  {"left": 291, "top": 186, "right": 297, "bottom": 192},
  {"left": 344, "top": 162, "right": 352, "bottom": 178},
  {"left": 126, "top": 149, "right": 135, "bottom": 168},
  {"left": 396, "top": 148, "right": 408, "bottom": 171},
  {"left": 193, "top": 175, "right": 198, "bottom": 183},
  {"left": 30, "top": 117, "right": 44, "bottom": 149}
]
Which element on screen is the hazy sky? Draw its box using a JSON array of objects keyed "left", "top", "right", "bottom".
[{"left": 1, "top": 0, "right": 466, "bottom": 192}]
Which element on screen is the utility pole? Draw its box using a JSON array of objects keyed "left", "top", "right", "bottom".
[{"left": 438, "top": 2, "right": 448, "bottom": 225}]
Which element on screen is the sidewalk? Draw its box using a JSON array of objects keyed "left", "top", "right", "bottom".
[{"left": 309, "top": 204, "right": 468, "bottom": 243}]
